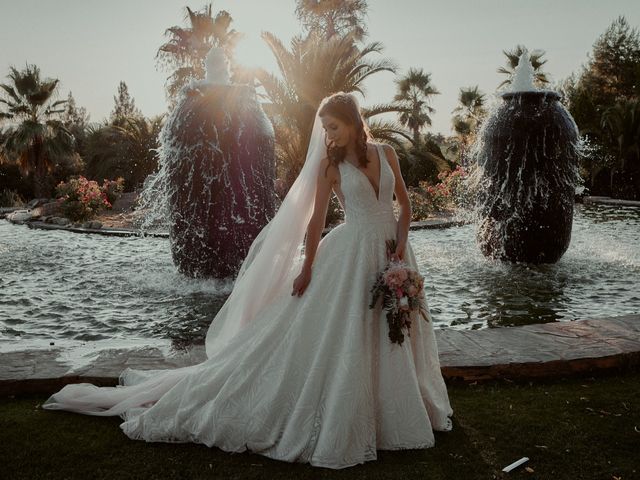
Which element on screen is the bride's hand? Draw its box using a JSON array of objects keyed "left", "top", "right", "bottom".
[
  {"left": 292, "top": 266, "right": 312, "bottom": 297},
  {"left": 391, "top": 243, "right": 406, "bottom": 262}
]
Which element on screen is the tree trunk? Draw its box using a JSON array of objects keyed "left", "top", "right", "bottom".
[{"left": 32, "top": 138, "right": 49, "bottom": 199}]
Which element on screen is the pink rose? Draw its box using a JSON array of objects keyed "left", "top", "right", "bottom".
[{"left": 399, "top": 269, "right": 408, "bottom": 282}]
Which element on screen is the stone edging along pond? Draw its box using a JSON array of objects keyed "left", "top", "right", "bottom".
[
  {"left": 1, "top": 314, "right": 638, "bottom": 396},
  {"left": 2, "top": 207, "right": 472, "bottom": 238},
  {"left": 2, "top": 193, "right": 637, "bottom": 239}
]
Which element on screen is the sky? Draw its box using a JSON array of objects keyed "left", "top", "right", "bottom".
[{"left": 1, "top": 0, "right": 639, "bottom": 136}]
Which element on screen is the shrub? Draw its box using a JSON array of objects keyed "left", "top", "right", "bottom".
[
  {"left": 0, "top": 189, "right": 25, "bottom": 208},
  {"left": 55, "top": 176, "right": 125, "bottom": 222},
  {"left": 438, "top": 165, "right": 472, "bottom": 209},
  {"left": 101, "top": 177, "right": 125, "bottom": 204},
  {"left": 408, "top": 165, "right": 470, "bottom": 220}
]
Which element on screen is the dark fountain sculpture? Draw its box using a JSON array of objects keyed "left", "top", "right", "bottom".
[
  {"left": 469, "top": 53, "right": 583, "bottom": 264},
  {"left": 141, "top": 47, "right": 276, "bottom": 278}
]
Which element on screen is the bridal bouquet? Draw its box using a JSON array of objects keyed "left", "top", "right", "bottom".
[{"left": 369, "top": 239, "right": 430, "bottom": 345}]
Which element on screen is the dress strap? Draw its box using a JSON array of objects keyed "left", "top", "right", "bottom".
[{"left": 376, "top": 143, "right": 387, "bottom": 166}]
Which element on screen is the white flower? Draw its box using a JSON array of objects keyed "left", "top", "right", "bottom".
[{"left": 399, "top": 296, "right": 409, "bottom": 310}]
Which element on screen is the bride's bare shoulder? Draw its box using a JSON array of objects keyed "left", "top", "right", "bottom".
[
  {"left": 319, "top": 156, "right": 339, "bottom": 183},
  {"left": 366, "top": 141, "right": 397, "bottom": 160},
  {"left": 381, "top": 143, "right": 398, "bottom": 159}
]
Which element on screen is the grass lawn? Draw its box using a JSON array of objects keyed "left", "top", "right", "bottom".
[{"left": 1, "top": 370, "right": 637, "bottom": 479}]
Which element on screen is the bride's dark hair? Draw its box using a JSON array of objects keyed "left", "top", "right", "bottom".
[{"left": 318, "top": 92, "right": 372, "bottom": 174}]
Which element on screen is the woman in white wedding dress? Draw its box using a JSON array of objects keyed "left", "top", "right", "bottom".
[{"left": 42, "top": 92, "right": 454, "bottom": 470}]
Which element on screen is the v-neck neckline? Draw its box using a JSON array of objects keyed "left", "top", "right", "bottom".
[{"left": 342, "top": 144, "right": 383, "bottom": 201}]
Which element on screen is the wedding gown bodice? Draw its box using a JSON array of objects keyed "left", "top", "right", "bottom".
[{"left": 337, "top": 144, "right": 397, "bottom": 227}]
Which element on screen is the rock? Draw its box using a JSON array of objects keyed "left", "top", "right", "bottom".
[
  {"left": 0, "top": 206, "right": 22, "bottom": 215},
  {"left": 111, "top": 192, "right": 138, "bottom": 213},
  {"left": 54, "top": 217, "right": 70, "bottom": 226},
  {"left": 89, "top": 221, "right": 103, "bottom": 230},
  {"left": 33, "top": 201, "right": 62, "bottom": 217},
  {"left": 7, "top": 210, "right": 33, "bottom": 223},
  {"left": 81, "top": 221, "right": 92, "bottom": 229},
  {"left": 26, "top": 198, "right": 50, "bottom": 209}
]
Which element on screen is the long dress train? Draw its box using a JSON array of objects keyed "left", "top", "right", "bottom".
[{"left": 42, "top": 143, "right": 454, "bottom": 469}]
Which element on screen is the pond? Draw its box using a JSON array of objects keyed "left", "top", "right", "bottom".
[{"left": 1, "top": 202, "right": 638, "bottom": 349}]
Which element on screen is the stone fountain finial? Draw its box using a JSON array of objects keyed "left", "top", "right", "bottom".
[
  {"left": 510, "top": 52, "right": 537, "bottom": 92},
  {"left": 204, "top": 46, "right": 231, "bottom": 85}
]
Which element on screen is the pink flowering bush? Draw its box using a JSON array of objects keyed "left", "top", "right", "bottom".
[
  {"left": 55, "top": 176, "right": 124, "bottom": 222},
  {"left": 439, "top": 165, "right": 471, "bottom": 209},
  {"left": 409, "top": 165, "right": 469, "bottom": 220}
]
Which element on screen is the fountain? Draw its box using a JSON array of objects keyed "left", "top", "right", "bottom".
[
  {"left": 1, "top": 50, "right": 637, "bottom": 348},
  {"left": 468, "top": 52, "right": 583, "bottom": 264},
  {"left": 138, "top": 47, "right": 276, "bottom": 278}
]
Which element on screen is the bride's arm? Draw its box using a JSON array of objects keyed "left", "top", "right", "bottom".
[
  {"left": 301, "top": 157, "right": 336, "bottom": 272},
  {"left": 383, "top": 144, "right": 412, "bottom": 259}
]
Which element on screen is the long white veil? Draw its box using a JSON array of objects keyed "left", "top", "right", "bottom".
[
  {"left": 41, "top": 95, "right": 350, "bottom": 418},
  {"left": 204, "top": 102, "right": 328, "bottom": 357},
  {"left": 41, "top": 102, "right": 329, "bottom": 416}
]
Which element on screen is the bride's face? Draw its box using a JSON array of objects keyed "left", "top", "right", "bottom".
[{"left": 321, "top": 114, "right": 353, "bottom": 148}]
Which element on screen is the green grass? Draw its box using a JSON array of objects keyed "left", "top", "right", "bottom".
[{"left": 1, "top": 371, "right": 638, "bottom": 479}]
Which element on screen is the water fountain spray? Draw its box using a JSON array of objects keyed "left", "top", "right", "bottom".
[
  {"left": 136, "top": 46, "right": 276, "bottom": 278},
  {"left": 466, "top": 52, "right": 584, "bottom": 263}
]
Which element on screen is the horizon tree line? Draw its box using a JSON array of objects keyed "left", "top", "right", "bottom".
[{"left": 1, "top": 3, "right": 638, "bottom": 203}]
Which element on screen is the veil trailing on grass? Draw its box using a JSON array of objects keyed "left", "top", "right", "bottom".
[
  {"left": 40, "top": 99, "right": 332, "bottom": 417},
  {"left": 203, "top": 99, "right": 330, "bottom": 357}
]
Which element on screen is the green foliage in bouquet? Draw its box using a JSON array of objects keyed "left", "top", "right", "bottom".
[{"left": 369, "top": 239, "right": 429, "bottom": 345}]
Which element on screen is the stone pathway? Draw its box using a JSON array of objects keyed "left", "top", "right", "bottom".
[{"left": 2, "top": 314, "right": 638, "bottom": 396}]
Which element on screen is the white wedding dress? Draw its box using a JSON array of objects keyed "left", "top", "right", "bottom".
[{"left": 42, "top": 143, "right": 454, "bottom": 469}]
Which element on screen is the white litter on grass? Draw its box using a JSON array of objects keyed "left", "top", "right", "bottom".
[{"left": 502, "top": 456, "right": 529, "bottom": 472}]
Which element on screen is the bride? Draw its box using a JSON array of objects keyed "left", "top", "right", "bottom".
[{"left": 42, "top": 92, "right": 454, "bottom": 470}]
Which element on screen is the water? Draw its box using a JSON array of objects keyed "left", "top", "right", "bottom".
[
  {"left": 509, "top": 52, "right": 537, "bottom": 92},
  {"left": 1, "top": 203, "right": 638, "bottom": 348}
]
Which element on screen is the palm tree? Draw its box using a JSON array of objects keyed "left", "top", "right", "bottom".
[
  {"left": 156, "top": 3, "right": 242, "bottom": 101},
  {"left": 256, "top": 30, "right": 398, "bottom": 185},
  {"left": 393, "top": 68, "right": 440, "bottom": 145},
  {"left": 497, "top": 44, "right": 550, "bottom": 90},
  {"left": 451, "top": 85, "right": 487, "bottom": 165},
  {"left": 84, "top": 115, "right": 164, "bottom": 191},
  {"left": 452, "top": 86, "right": 487, "bottom": 123},
  {"left": 361, "top": 103, "right": 412, "bottom": 149},
  {"left": 83, "top": 122, "right": 127, "bottom": 183},
  {"left": 0, "top": 64, "right": 74, "bottom": 198},
  {"left": 295, "top": 0, "right": 368, "bottom": 41},
  {"left": 112, "top": 115, "right": 165, "bottom": 189}
]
